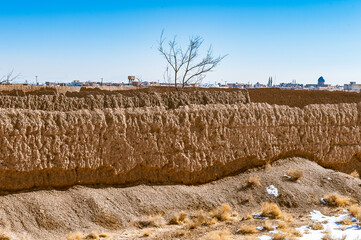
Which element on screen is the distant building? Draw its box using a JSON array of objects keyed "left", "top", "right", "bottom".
[
  {"left": 267, "top": 77, "right": 273, "bottom": 87},
  {"left": 277, "top": 82, "right": 303, "bottom": 89},
  {"left": 344, "top": 82, "right": 361, "bottom": 92},
  {"left": 254, "top": 82, "right": 266, "bottom": 88},
  {"left": 304, "top": 84, "right": 318, "bottom": 89},
  {"left": 67, "top": 80, "right": 82, "bottom": 87},
  {"left": 128, "top": 76, "right": 135, "bottom": 84},
  {"left": 318, "top": 76, "right": 325, "bottom": 85}
]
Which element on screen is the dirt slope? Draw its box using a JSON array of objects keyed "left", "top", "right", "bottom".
[{"left": 0, "top": 157, "right": 360, "bottom": 239}]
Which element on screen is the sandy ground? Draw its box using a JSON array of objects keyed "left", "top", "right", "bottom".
[{"left": 0, "top": 157, "right": 360, "bottom": 239}]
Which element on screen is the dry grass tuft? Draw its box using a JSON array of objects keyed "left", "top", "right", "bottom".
[
  {"left": 265, "top": 163, "right": 272, "bottom": 170},
  {"left": 263, "top": 220, "right": 274, "bottom": 231},
  {"left": 205, "top": 230, "right": 231, "bottom": 240},
  {"left": 277, "top": 221, "right": 288, "bottom": 230},
  {"left": 210, "top": 204, "right": 233, "bottom": 222},
  {"left": 350, "top": 170, "right": 360, "bottom": 178},
  {"left": 281, "top": 212, "right": 294, "bottom": 222},
  {"left": 136, "top": 214, "right": 165, "bottom": 228},
  {"left": 98, "top": 233, "right": 111, "bottom": 238},
  {"left": 172, "top": 230, "right": 186, "bottom": 238},
  {"left": 186, "top": 211, "right": 217, "bottom": 230},
  {"left": 274, "top": 221, "right": 302, "bottom": 237},
  {"left": 323, "top": 193, "right": 354, "bottom": 208},
  {"left": 169, "top": 211, "right": 189, "bottom": 225},
  {"left": 247, "top": 175, "right": 261, "bottom": 187},
  {"left": 66, "top": 231, "right": 110, "bottom": 240},
  {"left": 0, "top": 234, "right": 10, "bottom": 240},
  {"left": 84, "top": 231, "right": 99, "bottom": 239},
  {"left": 310, "top": 222, "right": 324, "bottom": 230},
  {"left": 272, "top": 232, "right": 290, "bottom": 240},
  {"left": 286, "top": 169, "right": 304, "bottom": 181},
  {"left": 244, "top": 237, "right": 258, "bottom": 240},
  {"left": 246, "top": 214, "right": 253, "bottom": 220},
  {"left": 321, "top": 230, "right": 346, "bottom": 240},
  {"left": 349, "top": 204, "right": 361, "bottom": 222},
  {"left": 140, "top": 229, "right": 153, "bottom": 238},
  {"left": 289, "top": 229, "right": 303, "bottom": 237},
  {"left": 236, "top": 224, "right": 258, "bottom": 234},
  {"left": 66, "top": 232, "right": 85, "bottom": 240},
  {"left": 321, "top": 230, "right": 347, "bottom": 240},
  {"left": 260, "top": 202, "right": 282, "bottom": 219},
  {"left": 338, "top": 217, "right": 352, "bottom": 225}
]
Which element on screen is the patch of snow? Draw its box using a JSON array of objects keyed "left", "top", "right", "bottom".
[
  {"left": 266, "top": 185, "right": 278, "bottom": 197},
  {"left": 320, "top": 198, "right": 327, "bottom": 205},
  {"left": 253, "top": 212, "right": 268, "bottom": 219},
  {"left": 257, "top": 226, "right": 264, "bottom": 231},
  {"left": 283, "top": 174, "right": 291, "bottom": 179},
  {"left": 258, "top": 236, "right": 272, "bottom": 240},
  {"left": 327, "top": 177, "right": 332, "bottom": 180},
  {"left": 296, "top": 210, "right": 361, "bottom": 240},
  {"left": 310, "top": 210, "right": 348, "bottom": 223}
]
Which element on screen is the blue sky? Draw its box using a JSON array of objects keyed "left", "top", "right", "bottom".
[{"left": 0, "top": 0, "right": 360, "bottom": 85}]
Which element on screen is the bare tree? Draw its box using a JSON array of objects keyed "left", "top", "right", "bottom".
[
  {"left": 158, "top": 32, "right": 227, "bottom": 89},
  {"left": 0, "top": 70, "right": 20, "bottom": 84}
]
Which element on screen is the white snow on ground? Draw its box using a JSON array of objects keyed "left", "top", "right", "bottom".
[
  {"left": 283, "top": 174, "right": 291, "bottom": 179},
  {"left": 258, "top": 235, "right": 272, "bottom": 240},
  {"left": 297, "top": 210, "right": 361, "bottom": 240},
  {"left": 253, "top": 212, "right": 268, "bottom": 219},
  {"left": 266, "top": 185, "right": 278, "bottom": 197},
  {"left": 256, "top": 210, "right": 361, "bottom": 240}
]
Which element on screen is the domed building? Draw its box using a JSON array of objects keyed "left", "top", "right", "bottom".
[{"left": 318, "top": 76, "right": 325, "bottom": 85}]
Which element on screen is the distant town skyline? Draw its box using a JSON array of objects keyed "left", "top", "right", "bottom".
[{"left": 0, "top": 0, "right": 361, "bottom": 85}]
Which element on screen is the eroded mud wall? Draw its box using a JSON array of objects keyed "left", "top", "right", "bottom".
[
  {"left": 249, "top": 88, "right": 361, "bottom": 108},
  {"left": 0, "top": 102, "right": 360, "bottom": 191},
  {"left": 0, "top": 88, "right": 250, "bottom": 110}
]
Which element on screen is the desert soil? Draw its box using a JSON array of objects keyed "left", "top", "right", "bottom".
[{"left": 0, "top": 157, "right": 360, "bottom": 239}]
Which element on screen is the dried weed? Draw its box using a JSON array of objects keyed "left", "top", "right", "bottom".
[
  {"left": 247, "top": 175, "right": 261, "bottom": 187},
  {"left": 323, "top": 193, "right": 354, "bottom": 208},
  {"left": 349, "top": 204, "right": 361, "bottom": 221},
  {"left": 236, "top": 224, "right": 258, "bottom": 234},
  {"left": 310, "top": 222, "right": 324, "bottom": 230},
  {"left": 66, "top": 231, "right": 110, "bottom": 240},
  {"left": 272, "top": 232, "right": 292, "bottom": 240},
  {"left": 0, "top": 233, "right": 10, "bottom": 240},
  {"left": 66, "top": 232, "right": 85, "bottom": 240},
  {"left": 286, "top": 169, "right": 304, "bottom": 181},
  {"left": 350, "top": 170, "right": 360, "bottom": 178},
  {"left": 321, "top": 230, "right": 346, "bottom": 240},
  {"left": 205, "top": 230, "right": 231, "bottom": 240},
  {"left": 263, "top": 220, "right": 274, "bottom": 231},
  {"left": 140, "top": 229, "right": 153, "bottom": 238},
  {"left": 186, "top": 211, "right": 217, "bottom": 230},
  {"left": 210, "top": 204, "right": 233, "bottom": 222},
  {"left": 136, "top": 214, "right": 165, "bottom": 228},
  {"left": 277, "top": 221, "right": 288, "bottom": 230},
  {"left": 260, "top": 202, "right": 282, "bottom": 219},
  {"left": 169, "top": 211, "right": 189, "bottom": 225},
  {"left": 338, "top": 217, "right": 352, "bottom": 225}
]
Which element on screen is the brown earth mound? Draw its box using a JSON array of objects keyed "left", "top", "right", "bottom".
[
  {"left": 0, "top": 158, "right": 360, "bottom": 239},
  {"left": 249, "top": 88, "right": 361, "bottom": 108},
  {"left": 0, "top": 87, "right": 249, "bottom": 110}
]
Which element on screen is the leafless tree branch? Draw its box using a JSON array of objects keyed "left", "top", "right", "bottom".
[
  {"left": 0, "top": 70, "right": 20, "bottom": 84},
  {"left": 158, "top": 32, "right": 227, "bottom": 90}
]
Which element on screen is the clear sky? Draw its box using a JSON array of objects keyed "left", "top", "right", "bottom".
[{"left": 0, "top": 0, "right": 360, "bottom": 85}]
